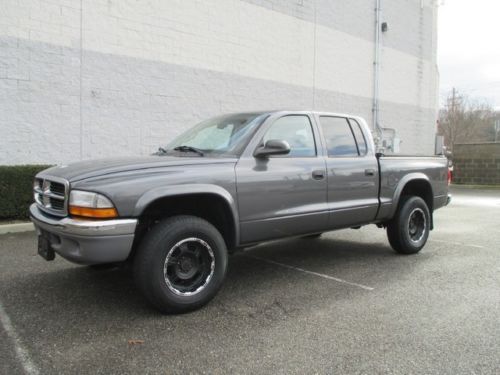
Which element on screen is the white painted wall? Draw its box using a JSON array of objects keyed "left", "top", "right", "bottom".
[{"left": 0, "top": 0, "right": 439, "bottom": 164}]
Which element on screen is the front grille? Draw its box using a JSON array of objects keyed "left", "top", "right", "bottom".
[
  {"left": 50, "top": 197, "right": 65, "bottom": 210},
  {"left": 34, "top": 177, "right": 69, "bottom": 217},
  {"left": 49, "top": 182, "right": 65, "bottom": 195}
]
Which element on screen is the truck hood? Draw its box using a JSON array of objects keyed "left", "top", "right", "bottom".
[{"left": 38, "top": 156, "right": 237, "bottom": 182}]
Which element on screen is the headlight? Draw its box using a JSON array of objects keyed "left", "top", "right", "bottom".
[{"left": 69, "top": 190, "right": 118, "bottom": 219}]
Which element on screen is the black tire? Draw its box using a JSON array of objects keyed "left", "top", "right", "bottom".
[
  {"left": 387, "top": 196, "right": 430, "bottom": 254},
  {"left": 133, "top": 215, "right": 228, "bottom": 313},
  {"left": 302, "top": 233, "right": 322, "bottom": 239}
]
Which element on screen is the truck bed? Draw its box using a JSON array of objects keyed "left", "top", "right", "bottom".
[{"left": 376, "top": 154, "right": 449, "bottom": 221}]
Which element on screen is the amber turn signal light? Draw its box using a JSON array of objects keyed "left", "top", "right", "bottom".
[{"left": 69, "top": 206, "right": 118, "bottom": 219}]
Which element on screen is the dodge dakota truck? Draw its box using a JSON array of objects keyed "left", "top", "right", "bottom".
[{"left": 30, "top": 111, "right": 451, "bottom": 313}]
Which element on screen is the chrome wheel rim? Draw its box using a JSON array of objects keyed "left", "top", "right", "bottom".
[
  {"left": 163, "top": 237, "right": 215, "bottom": 296},
  {"left": 407, "top": 208, "right": 426, "bottom": 243}
]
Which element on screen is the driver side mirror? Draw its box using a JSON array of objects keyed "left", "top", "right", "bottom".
[{"left": 254, "top": 139, "right": 291, "bottom": 158}]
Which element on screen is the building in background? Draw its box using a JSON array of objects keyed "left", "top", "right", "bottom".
[{"left": 1, "top": 0, "right": 439, "bottom": 165}]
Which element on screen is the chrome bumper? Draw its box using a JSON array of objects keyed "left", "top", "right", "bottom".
[{"left": 29, "top": 204, "right": 138, "bottom": 265}]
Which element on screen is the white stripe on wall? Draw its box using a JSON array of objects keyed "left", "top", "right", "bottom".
[{"left": 3, "top": 0, "right": 437, "bottom": 109}]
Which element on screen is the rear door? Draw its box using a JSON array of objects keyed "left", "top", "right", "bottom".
[
  {"left": 316, "top": 116, "right": 379, "bottom": 229},
  {"left": 235, "top": 113, "right": 329, "bottom": 243}
]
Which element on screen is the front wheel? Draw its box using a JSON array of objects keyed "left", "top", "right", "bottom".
[
  {"left": 133, "top": 215, "right": 228, "bottom": 313},
  {"left": 387, "top": 196, "right": 430, "bottom": 254}
]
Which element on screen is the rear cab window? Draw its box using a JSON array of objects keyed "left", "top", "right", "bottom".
[
  {"left": 348, "top": 118, "right": 367, "bottom": 155},
  {"left": 319, "top": 116, "right": 358, "bottom": 157},
  {"left": 319, "top": 116, "right": 367, "bottom": 157}
]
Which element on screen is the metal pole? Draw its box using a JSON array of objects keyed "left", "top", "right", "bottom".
[{"left": 372, "top": 0, "right": 383, "bottom": 148}]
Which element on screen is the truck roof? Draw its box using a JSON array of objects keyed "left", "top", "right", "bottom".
[{"left": 232, "top": 110, "right": 364, "bottom": 119}]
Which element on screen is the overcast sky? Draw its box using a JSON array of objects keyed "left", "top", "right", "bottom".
[{"left": 438, "top": 0, "right": 500, "bottom": 109}]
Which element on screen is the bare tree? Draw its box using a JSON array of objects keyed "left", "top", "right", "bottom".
[{"left": 438, "top": 88, "right": 496, "bottom": 151}]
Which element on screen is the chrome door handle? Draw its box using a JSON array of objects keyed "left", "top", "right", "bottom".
[{"left": 365, "top": 169, "right": 376, "bottom": 176}]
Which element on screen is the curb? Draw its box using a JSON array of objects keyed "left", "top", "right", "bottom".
[{"left": 0, "top": 222, "right": 35, "bottom": 235}]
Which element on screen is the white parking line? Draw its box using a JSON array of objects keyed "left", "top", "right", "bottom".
[
  {"left": 430, "top": 239, "right": 485, "bottom": 249},
  {"left": 0, "top": 300, "right": 40, "bottom": 375},
  {"left": 247, "top": 255, "right": 374, "bottom": 291}
]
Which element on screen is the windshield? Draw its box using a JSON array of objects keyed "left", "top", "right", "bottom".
[{"left": 164, "top": 113, "right": 268, "bottom": 157}]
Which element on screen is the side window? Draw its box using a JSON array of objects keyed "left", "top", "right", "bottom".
[
  {"left": 348, "top": 118, "right": 367, "bottom": 155},
  {"left": 263, "top": 115, "right": 316, "bottom": 157},
  {"left": 319, "top": 116, "right": 358, "bottom": 157}
]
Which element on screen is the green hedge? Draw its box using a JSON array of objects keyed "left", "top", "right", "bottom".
[{"left": 0, "top": 165, "right": 53, "bottom": 221}]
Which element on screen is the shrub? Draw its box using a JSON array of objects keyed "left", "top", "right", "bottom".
[{"left": 0, "top": 165, "right": 52, "bottom": 221}]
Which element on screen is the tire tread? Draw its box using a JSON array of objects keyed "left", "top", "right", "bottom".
[
  {"left": 133, "top": 215, "right": 227, "bottom": 313},
  {"left": 387, "top": 196, "right": 430, "bottom": 255}
]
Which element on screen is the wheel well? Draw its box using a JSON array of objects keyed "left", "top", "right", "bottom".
[
  {"left": 399, "top": 179, "right": 433, "bottom": 213},
  {"left": 130, "top": 194, "right": 237, "bottom": 258}
]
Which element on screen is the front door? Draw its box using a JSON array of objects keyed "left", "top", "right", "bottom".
[{"left": 236, "top": 114, "right": 328, "bottom": 244}]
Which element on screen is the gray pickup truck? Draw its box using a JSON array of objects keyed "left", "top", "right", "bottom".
[{"left": 30, "top": 111, "right": 451, "bottom": 313}]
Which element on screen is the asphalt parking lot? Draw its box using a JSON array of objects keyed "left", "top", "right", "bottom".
[{"left": 1, "top": 186, "right": 499, "bottom": 374}]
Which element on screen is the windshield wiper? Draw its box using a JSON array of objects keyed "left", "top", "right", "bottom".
[{"left": 172, "top": 145, "right": 204, "bottom": 156}]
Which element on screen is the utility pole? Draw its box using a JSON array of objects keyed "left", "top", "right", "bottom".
[
  {"left": 449, "top": 87, "right": 458, "bottom": 115},
  {"left": 447, "top": 87, "right": 461, "bottom": 150},
  {"left": 495, "top": 119, "right": 500, "bottom": 142}
]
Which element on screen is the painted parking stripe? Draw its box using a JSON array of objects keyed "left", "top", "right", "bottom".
[
  {"left": 247, "top": 255, "right": 374, "bottom": 291},
  {"left": 430, "top": 239, "right": 485, "bottom": 249},
  {"left": 0, "top": 300, "right": 40, "bottom": 375}
]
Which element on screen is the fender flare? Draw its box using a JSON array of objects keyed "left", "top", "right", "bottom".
[
  {"left": 133, "top": 184, "right": 240, "bottom": 246},
  {"left": 388, "top": 173, "right": 433, "bottom": 218}
]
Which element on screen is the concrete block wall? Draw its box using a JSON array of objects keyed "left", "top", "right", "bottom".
[
  {"left": 453, "top": 143, "right": 500, "bottom": 185},
  {"left": 0, "top": 0, "right": 439, "bottom": 165}
]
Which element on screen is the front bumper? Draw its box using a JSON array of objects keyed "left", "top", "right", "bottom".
[{"left": 29, "top": 204, "right": 137, "bottom": 265}]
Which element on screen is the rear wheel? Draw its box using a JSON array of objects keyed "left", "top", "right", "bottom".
[
  {"left": 133, "top": 215, "right": 228, "bottom": 313},
  {"left": 387, "top": 196, "right": 430, "bottom": 254}
]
